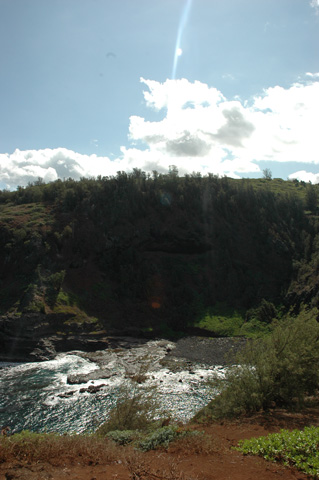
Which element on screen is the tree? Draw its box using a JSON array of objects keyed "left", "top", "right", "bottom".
[
  {"left": 305, "top": 183, "right": 318, "bottom": 213},
  {"left": 262, "top": 168, "right": 272, "bottom": 180}
]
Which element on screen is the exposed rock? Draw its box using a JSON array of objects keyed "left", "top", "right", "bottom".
[
  {"left": 162, "top": 337, "right": 247, "bottom": 367},
  {"left": 58, "top": 391, "right": 76, "bottom": 398},
  {"left": 0, "top": 313, "right": 111, "bottom": 362},
  {"left": 67, "top": 368, "right": 114, "bottom": 384},
  {"left": 79, "top": 384, "right": 106, "bottom": 394}
]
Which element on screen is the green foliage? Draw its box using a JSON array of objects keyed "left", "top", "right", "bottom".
[
  {"left": 1, "top": 174, "right": 319, "bottom": 333},
  {"left": 237, "top": 426, "right": 319, "bottom": 478},
  {"left": 45, "top": 270, "right": 65, "bottom": 307},
  {"left": 195, "top": 311, "right": 319, "bottom": 420},
  {"left": 138, "top": 426, "right": 180, "bottom": 451},
  {"left": 105, "top": 426, "right": 183, "bottom": 451},
  {"left": 96, "top": 384, "right": 159, "bottom": 435},
  {"left": 195, "top": 303, "right": 245, "bottom": 336},
  {"left": 245, "top": 299, "right": 277, "bottom": 324},
  {"left": 106, "top": 429, "right": 137, "bottom": 445},
  {"left": 239, "top": 317, "right": 272, "bottom": 338},
  {"left": 305, "top": 184, "right": 318, "bottom": 213}
]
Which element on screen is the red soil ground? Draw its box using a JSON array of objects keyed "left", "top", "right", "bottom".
[{"left": 1, "top": 409, "right": 318, "bottom": 480}]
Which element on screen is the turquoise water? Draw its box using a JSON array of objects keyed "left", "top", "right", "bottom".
[{"left": 0, "top": 350, "right": 221, "bottom": 434}]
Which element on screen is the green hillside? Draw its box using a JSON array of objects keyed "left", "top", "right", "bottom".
[{"left": 0, "top": 172, "right": 318, "bottom": 338}]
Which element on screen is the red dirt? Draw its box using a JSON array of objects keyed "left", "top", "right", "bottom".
[{"left": 1, "top": 409, "right": 318, "bottom": 480}]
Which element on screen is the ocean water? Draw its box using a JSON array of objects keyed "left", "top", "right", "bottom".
[{"left": 0, "top": 341, "right": 224, "bottom": 434}]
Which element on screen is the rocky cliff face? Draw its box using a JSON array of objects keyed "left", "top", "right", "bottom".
[{"left": 0, "top": 313, "right": 114, "bottom": 362}]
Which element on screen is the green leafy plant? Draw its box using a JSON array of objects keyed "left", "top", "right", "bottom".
[
  {"left": 106, "top": 429, "right": 137, "bottom": 446},
  {"left": 237, "top": 426, "right": 319, "bottom": 478},
  {"left": 195, "top": 302, "right": 245, "bottom": 336},
  {"left": 138, "top": 426, "right": 180, "bottom": 451},
  {"left": 194, "top": 311, "right": 319, "bottom": 420}
]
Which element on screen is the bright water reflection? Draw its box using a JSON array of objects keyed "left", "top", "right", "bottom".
[{"left": 0, "top": 344, "right": 224, "bottom": 434}]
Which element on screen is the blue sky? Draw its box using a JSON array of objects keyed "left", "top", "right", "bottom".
[{"left": 0, "top": 0, "right": 319, "bottom": 189}]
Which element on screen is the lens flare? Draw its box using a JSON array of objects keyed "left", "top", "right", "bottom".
[{"left": 172, "top": 0, "right": 192, "bottom": 80}]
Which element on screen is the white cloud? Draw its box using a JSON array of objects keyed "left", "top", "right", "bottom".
[
  {"left": 140, "top": 77, "right": 225, "bottom": 111},
  {"left": 288, "top": 170, "right": 319, "bottom": 184},
  {"left": 305, "top": 72, "right": 319, "bottom": 78},
  {"left": 1, "top": 75, "right": 319, "bottom": 189},
  {"left": 0, "top": 148, "right": 120, "bottom": 189},
  {"left": 310, "top": 0, "right": 319, "bottom": 13},
  {"left": 126, "top": 77, "right": 319, "bottom": 176}
]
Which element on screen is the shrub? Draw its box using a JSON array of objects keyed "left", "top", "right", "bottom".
[
  {"left": 245, "top": 299, "right": 277, "bottom": 324},
  {"left": 195, "top": 311, "right": 319, "bottom": 420},
  {"left": 138, "top": 426, "right": 180, "bottom": 451},
  {"left": 106, "top": 429, "right": 137, "bottom": 445},
  {"left": 96, "top": 383, "right": 160, "bottom": 435},
  {"left": 237, "top": 426, "right": 319, "bottom": 478}
]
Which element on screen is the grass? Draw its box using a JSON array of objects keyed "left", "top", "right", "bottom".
[
  {"left": 0, "top": 202, "right": 53, "bottom": 230},
  {"left": 53, "top": 303, "right": 99, "bottom": 325},
  {"left": 0, "top": 430, "right": 118, "bottom": 464},
  {"left": 237, "top": 426, "right": 319, "bottom": 478},
  {"left": 195, "top": 302, "right": 245, "bottom": 336},
  {"left": 194, "top": 303, "right": 270, "bottom": 338},
  {"left": 195, "top": 302, "right": 273, "bottom": 338},
  {"left": 53, "top": 289, "right": 100, "bottom": 326}
]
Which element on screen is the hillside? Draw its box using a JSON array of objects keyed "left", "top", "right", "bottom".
[{"left": 0, "top": 172, "right": 318, "bottom": 358}]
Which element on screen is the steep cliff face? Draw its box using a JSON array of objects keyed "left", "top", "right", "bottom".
[{"left": 0, "top": 175, "right": 318, "bottom": 339}]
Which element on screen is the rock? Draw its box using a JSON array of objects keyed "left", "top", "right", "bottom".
[
  {"left": 166, "top": 336, "right": 247, "bottom": 366},
  {"left": 0, "top": 313, "right": 110, "bottom": 362},
  {"left": 30, "top": 338, "right": 57, "bottom": 361},
  {"left": 67, "top": 368, "right": 114, "bottom": 385},
  {"left": 79, "top": 384, "right": 106, "bottom": 394},
  {"left": 87, "top": 384, "right": 105, "bottom": 393},
  {"left": 58, "top": 391, "right": 76, "bottom": 398}
]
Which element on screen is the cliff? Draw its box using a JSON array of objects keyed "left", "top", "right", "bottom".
[{"left": 0, "top": 174, "right": 318, "bottom": 352}]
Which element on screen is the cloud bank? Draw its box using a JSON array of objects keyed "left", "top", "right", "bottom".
[
  {"left": 1, "top": 75, "right": 319, "bottom": 189},
  {"left": 310, "top": 0, "right": 319, "bottom": 13}
]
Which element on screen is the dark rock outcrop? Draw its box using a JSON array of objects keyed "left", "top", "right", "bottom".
[{"left": 0, "top": 313, "right": 111, "bottom": 362}]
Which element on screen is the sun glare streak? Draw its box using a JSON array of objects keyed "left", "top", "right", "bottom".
[{"left": 172, "top": 0, "right": 193, "bottom": 80}]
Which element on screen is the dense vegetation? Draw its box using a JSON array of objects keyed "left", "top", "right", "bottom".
[
  {"left": 0, "top": 171, "right": 318, "bottom": 336},
  {"left": 194, "top": 310, "right": 319, "bottom": 420},
  {"left": 237, "top": 426, "right": 319, "bottom": 477}
]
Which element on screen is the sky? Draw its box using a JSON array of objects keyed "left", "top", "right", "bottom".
[{"left": 0, "top": 0, "right": 319, "bottom": 190}]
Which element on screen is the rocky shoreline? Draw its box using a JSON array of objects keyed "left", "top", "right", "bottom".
[
  {"left": 0, "top": 313, "right": 150, "bottom": 362},
  {"left": 166, "top": 336, "right": 247, "bottom": 366},
  {"left": 0, "top": 313, "right": 247, "bottom": 370},
  {"left": 59, "top": 336, "right": 247, "bottom": 388}
]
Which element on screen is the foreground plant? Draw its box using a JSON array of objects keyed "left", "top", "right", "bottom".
[
  {"left": 237, "top": 426, "right": 319, "bottom": 478},
  {"left": 0, "top": 430, "right": 118, "bottom": 464},
  {"left": 96, "top": 381, "right": 162, "bottom": 435},
  {"left": 194, "top": 311, "right": 319, "bottom": 420}
]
